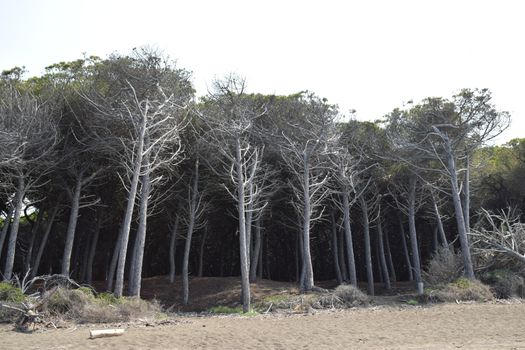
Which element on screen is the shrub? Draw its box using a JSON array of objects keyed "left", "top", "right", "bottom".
[
  {"left": 425, "top": 278, "right": 494, "bottom": 302},
  {"left": 333, "top": 284, "right": 369, "bottom": 306},
  {"left": 423, "top": 247, "right": 464, "bottom": 286},
  {"left": 0, "top": 282, "right": 26, "bottom": 303},
  {"left": 208, "top": 305, "right": 257, "bottom": 316},
  {"left": 480, "top": 269, "right": 525, "bottom": 299}
]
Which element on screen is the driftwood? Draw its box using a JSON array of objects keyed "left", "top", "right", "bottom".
[{"left": 89, "top": 329, "right": 125, "bottom": 339}]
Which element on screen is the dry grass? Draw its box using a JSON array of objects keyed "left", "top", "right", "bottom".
[
  {"left": 480, "top": 269, "right": 525, "bottom": 299},
  {"left": 424, "top": 278, "right": 494, "bottom": 302},
  {"left": 423, "top": 247, "right": 464, "bottom": 286}
]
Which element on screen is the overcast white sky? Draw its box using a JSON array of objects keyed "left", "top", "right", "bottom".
[{"left": 1, "top": 0, "right": 523, "bottom": 143}]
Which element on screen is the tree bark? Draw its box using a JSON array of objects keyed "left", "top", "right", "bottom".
[
  {"left": 129, "top": 154, "right": 152, "bottom": 297},
  {"left": 31, "top": 206, "right": 58, "bottom": 279},
  {"left": 62, "top": 176, "right": 82, "bottom": 276},
  {"left": 462, "top": 154, "right": 471, "bottom": 233},
  {"left": 445, "top": 142, "right": 475, "bottom": 279},
  {"left": 169, "top": 216, "right": 179, "bottom": 283},
  {"left": 86, "top": 211, "right": 101, "bottom": 285},
  {"left": 24, "top": 205, "right": 44, "bottom": 275},
  {"left": 384, "top": 227, "right": 397, "bottom": 282},
  {"left": 408, "top": 175, "right": 423, "bottom": 294},
  {"left": 377, "top": 217, "right": 391, "bottom": 290},
  {"left": 359, "top": 195, "right": 374, "bottom": 295},
  {"left": 107, "top": 230, "right": 122, "bottom": 292},
  {"left": 341, "top": 191, "right": 357, "bottom": 286},
  {"left": 398, "top": 217, "right": 413, "bottom": 281},
  {"left": 0, "top": 206, "right": 14, "bottom": 262},
  {"left": 431, "top": 192, "right": 449, "bottom": 248},
  {"left": 330, "top": 211, "right": 343, "bottom": 285},
  {"left": 337, "top": 224, "right": 348, "bottom": 281},
  {"left": 3, "top": 175, "right": 25, "bottom": 281},
  {"left": 182, "top": 160, "right": 199, "bottom": 305},
  {"left": 114, "top": 114, "right": 147, "bottom": 297}
]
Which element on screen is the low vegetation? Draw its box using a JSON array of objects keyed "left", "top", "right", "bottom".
[{"left": 424, "top": 278, "right": 494, "bottom": 303}]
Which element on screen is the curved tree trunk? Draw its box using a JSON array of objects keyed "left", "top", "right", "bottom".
[
  {"left": 408, "top": 175, "right": 423, "bottom": 294},
  {"left": 4, "top": 175, "right": 25, "bottom": 281},
  {"left": 398, "top": 217, "right": 413, "bottom": 281},
  {"left": 182, "top": 160, "right": 199, "bottom": 305},
  {"left": 0, "top": 206, "right": 14, "bottom": 265},
  {"left": 31, "top": 206, "right": 58, "bottom": 279},
  {"left": 169, "top": 216, "right": 179, "bottom": 283},
  {"left": 62, "top": 176, "right": 82, "bottom": 276},
  {"left": 341, "top": 191, "right": 357, "bottom": 286},
  {"left": 359, "top": 195, "right": 374, "bottom": 295}
]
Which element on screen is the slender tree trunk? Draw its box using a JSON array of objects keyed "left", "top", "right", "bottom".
[
  {"left": 463, "top": 154, "right": 471, "bottom": 233},
  {"left": 182, "top": 160, "right": 199, "bottom": 305},
  {"left": 62, "top": 176, "right": 82, "bottom": 276},
  {"left": 384, "top": 227, "right": 397, "bottom": 282},
  {"left": 257, "top": 230, "right": 263, "bottom": 279},
  {"left": 31, "top": 206, "right": 58, "bottom": 279},
  {"left": 80, "top": 232, "right": 90, "bottom": 282},
  {"left": 445, "top": 143, "right": 475, "bottom": 279},
  {"left": 198, "top": 227, "right": 208, "bottom": 277},
  {"left": 86, "top": 211, "right": 101, "bottom": 285},
  {"left": 432, "top": 226, "right": 438, "bottom": 253},
  {"left": 249, "top": 217, "right": 262, "bottom": 282},
  {"left": 341, "top": 191, "right": 357, "bottom": 286},
  {"left": 408, "top": 175, "right": 423, "bottom": 294},
  {"left": 431, "top": 192, "right": 449, "bottom": 248},
  {"left": 359, "top": 195, "right": 374, "bottom": 295},
  {"left": 169, "top": 216, "right": 179, "bottom": 283},
  {"left": 300, "top": 154, "right": 315, "bottom": 291},
  {"left": 129, "top": 155, "right": 152, "bottom": 297},
  {"left": 25, "top": 205, "right": 44, "bottom": 274},
  {"left": 107, "top": 230, "right": 122, "bottom": 291},
  {"left": 398, "top": 217, "right": 413, "bottom": 281},
  {"left": 377, "top": 217, "right": 391, "bottom": 290},
  {"left": 337, "top": 224, "right": 348, "bottom": 281},
  {"left": 245, "top": 182, "right": 254, "bottom": 268},
  {"left": 114, "top": 115, "right": 147, "bottom": 298},
  {"left": 3, "top": 175, "right": 25, "bottom": 281},
  {"left": 330, "top": 211, "right": 343, "bottom": 285},
  {"left": 0, "top": 206, "right": 14, "bottom": 262}
]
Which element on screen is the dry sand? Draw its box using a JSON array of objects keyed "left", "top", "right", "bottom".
[{"left": 1, "top": 302, "right": 524, "bottom": 349}]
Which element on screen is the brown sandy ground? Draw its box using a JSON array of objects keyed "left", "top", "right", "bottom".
[{"left": 1, "top": 302, "right": 525, "bottom": 349}]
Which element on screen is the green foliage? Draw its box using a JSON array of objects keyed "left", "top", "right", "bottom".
[
  {"left": 406, "top": 299, "right": 419, "bottom": 305},
  {"left": 425, "top": 278, "right": 494, "bottom": 302},
  {"left": 480, "top": 269, "right": 525, "bottom": 298},
  {"left": 208, "top": 305, "right": 258, "bottom": 316},
  {"left": 0, "top": 282, "right": 26, "bottom": 303}
]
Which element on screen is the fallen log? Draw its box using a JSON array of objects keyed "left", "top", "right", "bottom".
[{"left": 89, "top": 329, "right": 125, "bottom": 339}]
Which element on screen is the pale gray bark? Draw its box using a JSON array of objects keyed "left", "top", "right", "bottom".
[
  {"left": 168, "top": 216, "right": 179, "bottom": 283},
  {"left": 107, "top": 229, "right": 122, "bottom": 291},
  {"left": 384, "top": 227, "right": 397, "bottom": 282},
  {"left": 446, "top": 144, "right": 475, "bottom": 279},
  {"left": 31, "top": 206, "right": 58, "bottom": 279},
  {"left": 3, "top": 175, "right": 25, "bottom": 281},
  {"left": 359, "top": 195, "right": 374, "bottom": 295},
  {"left": 330, "top": 211, "right": 343, "bottom": 285},
  {"left": 431, "top": 192, "right": 449, "bottom": 248},
  {"left": 24, "top": 204, "right": 44, "bottom": 274},
  {"left": 300, "top": 153, "right": 314, "bottom": 291},
  {"left": 462, "top": 154, "right": 471, "bottom": 233},
  {"left": 129, "top": 155, "right": 152, "bottom": 297},
  {"left": 61, "top": 176, "right": 82, "bottom": 276},
  {"left": 337, "top": 225, "right": 348, "bottom": 281},
  {"left": 377, "top": 217, "right": 391, "bottom": 290},
  {"left": 0, "top": 206, "right": 14, "bottom": 266},
  {"left": 408, "top": 175, "right": 423, "bottom": 294},
  {"left": 182, "top": 160, "right": 199, "bottom": 305},
  {"left": 398, "top": 217, "right": 414, "bottom": 282},
  {"left": 341, "top": 191, "right": 357, "bottom": 286}
]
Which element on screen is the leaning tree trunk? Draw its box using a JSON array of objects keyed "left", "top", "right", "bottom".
[
  {"left": 398, "top": 217, "right": 413, "bottom": 281},
  {"left": 249, "top": 217, "right": 262, "bottom": 282},
  {"left": 31, "top": 206, "right": 58, "bottom": 279},
  {"left": 445, "top": 142, "right": 475, "bottom": 279},
  {"left": 235, "top": 139, "right": 251, "bottom": 312},
  {"left": 341, "top": 191, "right": 357, "bottom": 286},
  {"left": 431, "top": 192, "right": 449, "bottom": 248},
  {"left": 107, "top": 229, "right": 122, "bottom": 292},
  {"left": 182, "top": 160, "right": 199, "bottom": 305},
  {"left": 384, "top": 226, "right": 397, "bottom": 282},
  {"left": 169, "top": 216, "right": 179, "bottom": 283},
  {"left": 377, "top": 217, "right": 391, "bottom": 290},
  {"left": 24, "top": 205, "right": 44, "bottom": 275},
  {"left": 62, "top": 176, "right": 82, "bottom": 276},
  {"left": 0, "top": 206, "right": 14, "bottom": 264},
  {"left": 359, "top": 195, "right": 374, "bottom": 295},
  {"left": 408, "top": 175, "right": 423, "bottom": 294},
  {"left": 86, "top": 211, "right": 101, "bottom": 286},
  {"left": 114, "top": 115, "right": 147, "bottom": 298},
  {"left": 330, "top": 211, "right": 343, "bottom": 285},
  {"left": 337, "top": 224, "right": 348, "bottom": 281},
  {"left": 4, "top": 175, "right": 25, "bottom": 281},
  {"left": 462, "top": 154, "right": 471, "bottom": 233},
  {"left": 129, "top": 154, "right": 152, "bottom": 297}
]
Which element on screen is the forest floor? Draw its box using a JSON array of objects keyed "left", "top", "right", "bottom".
[{"left": 2, "top": 276, "right": 525, "bottom": 349}]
